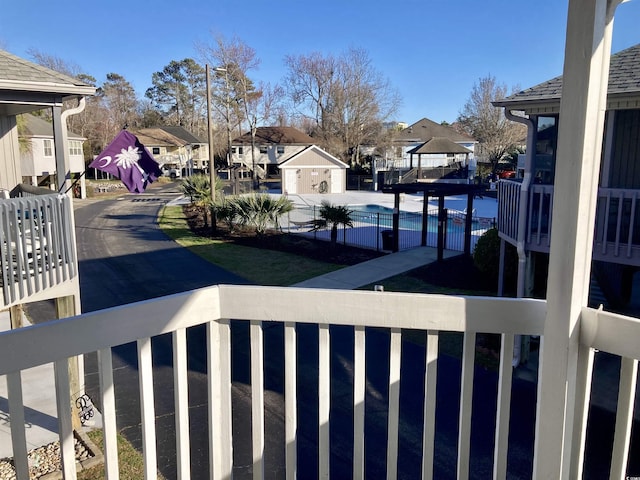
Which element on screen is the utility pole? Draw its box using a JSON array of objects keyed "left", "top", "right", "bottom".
[
  {"left": 206, "top": 65, "right": 217, "bottom": 233},
  {"left": 206, "top": 65, "right": 216, "bottom": 201}
]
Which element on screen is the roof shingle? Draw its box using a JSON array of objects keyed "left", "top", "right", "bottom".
[
  {"left": 0, "top": 49, "right": 92, "bottom": 88},
  {"left": 495, "top": 43, "right": 640, "bottom": 108},
  {"left": 233, "top": 126, "right": 315, "bottom": 144}
]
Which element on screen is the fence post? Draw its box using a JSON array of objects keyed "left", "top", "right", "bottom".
[{"left": 313, "top": 205, "right": 317, "bottom": 240}]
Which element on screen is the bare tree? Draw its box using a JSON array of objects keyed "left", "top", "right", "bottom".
[
  {"left": 101, "top": 73, "right": 139, "bottom": 136},
  {"left": 284, "top": 48, "right": 400, "bottom": 165},
  {"left": 457, "top": 75, "right": 526, "bottom": 172},
  {"left": 27, "top": 48, "right": 83, "bottom": 78},
  {"left": 283, "top": 51, "right": 338, "bottom": 141},
  {"left": 198, "top": 34, "right": 262, "bottom": 186}
]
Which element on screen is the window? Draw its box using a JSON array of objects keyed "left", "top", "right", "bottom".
[
  {"left": 69, "top": 140, "right": 82, "bottom": 156},
  {"left": 534, "top": 116, "right": 558, "bottom": 184},
  {"left": 238, "top": 147, "right": 244, "bottom": 155},
  {"left": 259, "top": 146, "right": 268, "bottom": 154},
  {"left": 277, "top": 146, "right": 285, "bottom": 154},
  {"left": 43, "top": 139, "right": 53, "bottom": 157},
  {"left": 152, "top": 147, "right": 160, "bottom": 155}
]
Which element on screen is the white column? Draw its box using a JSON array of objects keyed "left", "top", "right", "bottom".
[
  {"left": 51, "top": 104, "right": 69, "bottom": 193},
  {"left": 533, "top": 0, "right": 621, "bottom": 478}
]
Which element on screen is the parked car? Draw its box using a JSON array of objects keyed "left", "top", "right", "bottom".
[
  {"left": 162, "top": 164, "right": 182, "bottom": 179},
  {"left": 495, "top": 166, "right": 516, "bottom": 179}
]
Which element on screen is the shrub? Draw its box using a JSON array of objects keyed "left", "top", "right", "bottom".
[
  {"left": 473, "top": 227, "right": 518, "bottom": 290},
  {"left": 180, "top": 174, "right": 225, "bottom": 228},
  {"left": 230, "top": 194, "right": 294, "bottom": 235}
]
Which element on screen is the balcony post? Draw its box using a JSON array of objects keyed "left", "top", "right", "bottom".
[
  {"left": 533, "top": 0, "right": 621, "bottom": 477},
  {"left": 55, "top": 295, "right": 82, "bottom": 432}
]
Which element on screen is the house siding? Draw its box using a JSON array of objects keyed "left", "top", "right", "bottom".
[
  {"left": 21, "top": 136, "right": 85, "bottom": 178},
  {"left": 296, "top": 168, "right": 332, "bottom": 194},
  {"left": 231, "top": 145, "right": 307, "bottom": 168},
  {"left": 279, "top": 147, "right": 347, "bottom": 194},
  {"left": 609, "top": 109, "right": 640, "bottom": 189},
  {"left": 0, "top": 116, "right": 21, "bottom": 190}
]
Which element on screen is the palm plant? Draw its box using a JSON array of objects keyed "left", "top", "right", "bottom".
[
  {"left": 314, "top": 201, "right": 354, "bottom": 248},
  {"left": 215, "top": 197, "right": 240, "bottom": 232},
  {"left": 231, "top": 194, "right": 294, "bottom": 235},
  {"left": 180, "top": 174, "right": 224, "bottom": 229}
]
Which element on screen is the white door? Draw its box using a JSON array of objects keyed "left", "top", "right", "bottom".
[
  {"left": 330, "top": 169, "right": 343, "bottom": 193},
  {"left": 285, "top": 169, "right": 297, "bottom": 194}
]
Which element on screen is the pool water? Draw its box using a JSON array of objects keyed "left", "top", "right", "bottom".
[{"left": 350, "top": 204, "right": 482, "bottom": 232}]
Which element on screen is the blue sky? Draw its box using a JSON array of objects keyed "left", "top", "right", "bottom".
[{"left": 2, "top": 0, "right": 639, "bottom": 124}]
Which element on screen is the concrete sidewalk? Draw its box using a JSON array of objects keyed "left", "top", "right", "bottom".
[{"left": 294, "top": 246, "right": 456, "bottom": 289}]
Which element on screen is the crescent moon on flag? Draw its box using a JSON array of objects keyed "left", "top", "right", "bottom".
[{"left": 98, "top": 156, "right": 112, "bottom": 167}]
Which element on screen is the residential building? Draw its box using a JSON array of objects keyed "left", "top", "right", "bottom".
[
  {"left": 388, "top": 117, "right": 477, "bottom": 169},
  {"left": 0, "top": 48, "right": 94, "bottom": 311},
  {"left": 494, "top": 42, "right": 640, "bottom": 309},
  {"left": 19, "top": 113, "right": 87, "bottom": 197},
  {"left": 133, "top": 126, "right": 208, "bottom": 177},
  {"left": 230, "top": 126, "right": 315, "bottom": 178}
]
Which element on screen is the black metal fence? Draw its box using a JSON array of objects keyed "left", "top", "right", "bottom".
[{"left": 284, "top": 206, "right": 496, "bottom": 253}]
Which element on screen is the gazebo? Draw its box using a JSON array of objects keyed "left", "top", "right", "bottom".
[
  {"left": 382, "top": 182, "right": 485, "bottom": 258},
  {"left": 407, "top": 136, "right": 472, "bottom": 178}
]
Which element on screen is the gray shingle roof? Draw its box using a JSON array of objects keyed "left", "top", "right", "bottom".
[
  {"left": 158, "top": 126, "right": 206, "bottom": 144},
  {"left": 133, "top": 128, "right": 189, "bottom": 147},
  {"left": 395, "top": 118, "right": 476, "bottom": 143},
  {"left": 495, "top": 43, "right": 640, "bottom": 108},
  {"left": 21, "top": 113, "right": 83, "bottom": 138},
  {"left": 407, "top": 137, "right": 472, "bottom": 155},
  {"left": 0, "top": 49, "right": 93, "bottom": 90},
  {"left": 233, "top": 126, "right": 315, "bottom": 145}
]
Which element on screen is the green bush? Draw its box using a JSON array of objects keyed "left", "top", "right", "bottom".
[
  {"left": 229, "top": 194, "right": 294, "bottom": 235},
  {"left": 473, "top": 228, "right": 518, "bottom": 291}
]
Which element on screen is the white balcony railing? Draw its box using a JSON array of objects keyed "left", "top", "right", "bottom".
[
  {"left": 1, "top": 285, "right": 639, "bottom": 479},
  {"left": 0, "top": 194, "right": 77, "bottom": 309},
  {"left": 498, "top": 181, "right": 640, "bottom": 266}
]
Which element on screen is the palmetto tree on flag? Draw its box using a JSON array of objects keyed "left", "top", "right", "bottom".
[{"left": 89, "top": 130, "right": 162, "bottom": 193}]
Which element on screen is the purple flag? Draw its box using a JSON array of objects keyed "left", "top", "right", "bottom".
[{"left": 89, "top": 130, "right": 162, "bottom": 193}]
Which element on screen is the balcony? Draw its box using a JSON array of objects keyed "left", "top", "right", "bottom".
[
  {"left": 0, "top": 189, "right": 78, "bottom": 309},
  {"left": 497, "top": 180, "right": 640, "bottom": 266},
  {"left": 1, "top": 284, "right": 638, "bottom": 478}
]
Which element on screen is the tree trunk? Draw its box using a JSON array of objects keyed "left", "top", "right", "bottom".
[{"left": 330, "top": 225, "right": 338, "bottom": 247}]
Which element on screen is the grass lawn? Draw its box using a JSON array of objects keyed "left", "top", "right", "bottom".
[
  {"left": 78, "top": 430, "right": 166, "bottom": 480},
  {"left": 159, "top": 205, "right": 345, "bottom": 286}
]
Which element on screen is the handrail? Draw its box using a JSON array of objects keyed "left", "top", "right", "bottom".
[
  {"left": 0, "top": 194, "right": 77, "bottom": 308},
  {"left": 10, "top": 183, "right": 57, "bottom": 198},
  {"left": 498, "top": 184, "right": 640, "bottom": 264},
  {"left": 1, "top": 284, "right": 639, "bottom": 478}
]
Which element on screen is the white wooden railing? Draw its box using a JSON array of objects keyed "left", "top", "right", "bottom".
[
  {"left": 1, "top": 285, "right": 639, "bottom": 479},
  {"left": 0, "top": 194, "right": 77, "bottom": 309},
  {"left": 497, "top": 179, "right": 521, "bottom": 243},
  {"left": 594, "top": 188, "right": 640, "bottom": 266},
  {"left": 498, "top": 181, "right": 640, "bottom": 265}
]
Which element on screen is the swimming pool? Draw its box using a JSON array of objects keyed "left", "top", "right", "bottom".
[{"left": 350, "top": 204, "right": 483, "bottom": 232}]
